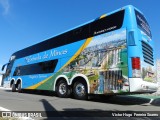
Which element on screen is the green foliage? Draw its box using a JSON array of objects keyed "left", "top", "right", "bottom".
[{"left": 144, "top": 77, "right": 153, "bottom": 82}]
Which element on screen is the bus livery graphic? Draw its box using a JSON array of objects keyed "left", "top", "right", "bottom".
[{"left": 1, "top": 5, "right": 158, "bottom": 99}]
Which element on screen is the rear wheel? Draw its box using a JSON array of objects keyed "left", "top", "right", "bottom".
[
  {"left": 56, "top": 80, "right": 71, "bottom": 98},
  {"left": 73, "top": 80, "right": 88, "bottom": 100}
]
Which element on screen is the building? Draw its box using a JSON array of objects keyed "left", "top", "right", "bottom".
[{"left": 156, "top": 59, "right": 160, "bottom": 86}]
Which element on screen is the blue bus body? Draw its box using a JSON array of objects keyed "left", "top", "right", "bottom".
[{"left": 2, "top": 5, "right": 158, "bottom": 99}]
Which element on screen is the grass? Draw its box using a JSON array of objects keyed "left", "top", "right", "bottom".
[{"left": 129, "top": 94, "right": 160, "bottom": 99}]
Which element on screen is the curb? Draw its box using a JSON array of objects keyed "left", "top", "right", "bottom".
[{"left": 128, "top": 95, "right": 160, "bottom": 105}]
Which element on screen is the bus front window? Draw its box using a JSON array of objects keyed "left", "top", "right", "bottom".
[{"left": 2, "top": 61, "right": 14, "bottom": 79}]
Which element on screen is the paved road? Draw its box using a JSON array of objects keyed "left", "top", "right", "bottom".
[{"left": 0, "top": 88, "right": 160, "bottom": 120}]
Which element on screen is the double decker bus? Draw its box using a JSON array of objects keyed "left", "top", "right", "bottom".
[{"left": 1, "top": 5, "right": 158, "bottom": 99}]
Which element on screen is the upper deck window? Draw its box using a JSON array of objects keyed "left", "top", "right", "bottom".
[
  {"left": 13, "top": 10, "right": 125, "bottom": 60},
  {"left": 91, "top": 10, "right": 125, "bottom": 36}
]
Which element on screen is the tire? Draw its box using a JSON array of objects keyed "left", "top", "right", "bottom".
[
  {"left": 11, "top": 83, "right": 16, "bottom": 92},
  {"left": 56, "top": 80, "right": 71, "bottom": 98},
  {"left": 17, "top": 83, "right": 22, "bottom": 93},
  {"left": 73, "top": 80, "right": 88, "bottom": 100}
]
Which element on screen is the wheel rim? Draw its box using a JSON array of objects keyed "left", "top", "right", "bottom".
[
  {"left": 59, "top": 83, "right": 67, "bottom": 95},
  {"left": 75, "top": 83, "right": 85, "bottom": 96}
]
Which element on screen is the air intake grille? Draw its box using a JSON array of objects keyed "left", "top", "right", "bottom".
[{"left": 142, "top": 41, "right": 154, "bottom": 66}]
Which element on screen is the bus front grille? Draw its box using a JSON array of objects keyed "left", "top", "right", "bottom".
[{"left": 142, "top": 41, "right": 154, "bottom": 66}]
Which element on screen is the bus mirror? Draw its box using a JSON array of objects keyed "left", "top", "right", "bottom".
[
  {"left": 1, "top": 63, "right": 9, "bottom": 71},
  {"left": 1, "top": 65, "right": 5, "bottom": 71}
]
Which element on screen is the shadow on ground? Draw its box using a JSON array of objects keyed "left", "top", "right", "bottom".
[
  {"left": 2, "top": 89, "right": 160, "bottom": 120},
  {"left": 40, "top": 98, "right": 160, "bottom": 120}
]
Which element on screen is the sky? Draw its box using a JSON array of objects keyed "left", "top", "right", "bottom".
[{"left": 0, "top": 0, "right": 160, "bottom": 70}]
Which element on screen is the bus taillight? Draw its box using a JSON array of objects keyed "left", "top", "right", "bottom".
[{"left": 132, "top": 57, "right": 141, "bottom": 77}]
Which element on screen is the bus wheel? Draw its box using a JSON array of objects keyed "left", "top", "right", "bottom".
[
  {"left": 56, "top": 80, "right": 71, "bottom": 98},
  {"left": 18, "top": 83, "right": 22, "bottom": 93},
  {"left": 11, "top": 83, "right": 16, "bottom": 92},
  {"left": 73, "top": 80, "right": 87, "bottom": 100}
]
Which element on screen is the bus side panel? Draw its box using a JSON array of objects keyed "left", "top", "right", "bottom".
[
  {"left": 12, "top": 40, "right": 86, "bottom": 90},
  {"left": 20, "top": 29, "right": 129, "bottom": 95},
  {"left": 86, "top": 29, "right": 128, "bottom": 94},
  {"left": 59, "top": 28, "right": 129, "bottom": 94}
]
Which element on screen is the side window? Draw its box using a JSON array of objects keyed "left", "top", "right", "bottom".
[
  {"left": 135, "top": 10, "right": 152, "bottom": 38},
  {"left": 90, "top": 10, "right": 125, "bottom": 36},
  {"left": 13, "top": 66, "right": 21, "bottom": 76},
  {"left": 13, "top": 59, "right": 58, "bottom": 76}
]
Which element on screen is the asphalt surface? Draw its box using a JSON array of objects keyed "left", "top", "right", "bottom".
[{"left": 0, "top": 87, "right": 159, "bottom": 120}]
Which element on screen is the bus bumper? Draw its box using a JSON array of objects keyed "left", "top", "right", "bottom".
[{"left": 129, "top": 78, "right": 159, "bottom": 93}]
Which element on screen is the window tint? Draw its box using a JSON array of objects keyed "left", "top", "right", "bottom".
[
  {"left": 13, "top": 59, "right": 58, "bottom": 76},
  {"left": 135, "top": 10, "right": 152, "bottom": 38},
  {"left": 90, "top": 10, "right": 125, "bottom": 36},
  {"left": 13, "top": 24, "right": 90, "bottom": 59}
]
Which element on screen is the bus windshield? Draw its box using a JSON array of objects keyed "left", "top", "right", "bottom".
[{"left": 135, "top": 10, "right": 152, "bottom": 38}]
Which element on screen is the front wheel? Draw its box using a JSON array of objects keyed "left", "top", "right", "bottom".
[
  {"left": 11, "top": 83, "right": 16, "bottom": 92},
  {"left": 73, "top": 81, "right": 88, "bottom": 100},
  {"left": 56, "top": 80, "right": 71, "bottom": 98},
  {"left": 17, "top": 83, "right": 22, "bottom": 93}
]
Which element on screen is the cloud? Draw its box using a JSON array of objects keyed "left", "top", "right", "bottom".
[{"left": 0, "top": 0, "right": 10, "bottom": 15}]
